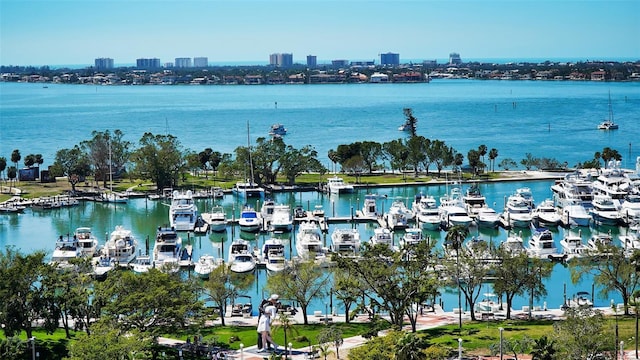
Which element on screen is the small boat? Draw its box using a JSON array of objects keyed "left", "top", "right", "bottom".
[
  {"left": 475, "top": 293, "right": 501, "bottom": 314},
  {"left": 50, "top": 234, "right": 83, "bottom": 269},
  {"left": 293, "top": 205, "right": 307, "bottom": 220},
  {"left": 269, "top": 123, "right": 287, "bottom": 136},
  {"left": 132, "top": 255, "right": 153, "bottom": 274},
  {"left": 201, "top": 205, "right": 227, "bottom": 232},
  {"left": 101, "top": 192, "right": 128, "bottom": 203},
  {"left": 475, "top": 207, "right": 501, "bottom": 229},
  {"left": 153, "top": 226, "right": 182, "bottom": 272},
  {"left": 169, "top": 190, "right": 198, "bottom": 231},
  {"left": 93, "top": 256, "right": 115, "bottom": 279},
  {"left": 312, "top": 204, "right": 326, "bottom": 219},
  {"left": 211, "top": 186, "right": 225, "bottom": 199},
  {"left": 193, "top": 254, "right": 220, "bottom": 279},
  {"left": 564, "top": 291, "right": 593, "bottom": 308},
  {"left": 260, "top": 199, "right": 276, "bottom": 225},
  {"left": 238, "top": 205, "right": 262, "bottom": 232},
  {"left": 228, "top": 239, "right": 256, "bottom": 273},
  {"left": 74, "top": 227, "right": 100, "bottom": 257},
  {"left": 398, "top": 227, "right": 423, "bottom": 250},
  {"left": 361, "top": 194, "right": 379, "bottom": 219},
  {"left": 597, "top": 92, "right": 619, "bottom": 130},
  {"left": 370, "top": 227, "right": 393, "bottom": 249},
  {"left": 398, "top": 120, "right": 411, "bottom": 131},
  {"left": 330, "top": 228, "right": 361, "bottom": 255}
]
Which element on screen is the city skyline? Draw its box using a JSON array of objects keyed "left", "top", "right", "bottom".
[{"left": 1, "top": 0, "right": 639, "bottom": 67}]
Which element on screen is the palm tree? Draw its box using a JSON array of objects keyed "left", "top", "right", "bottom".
[
  {"left": 445, "top": 225, "right": 469, "bottom": 330},
  {"left": 529, "top": 335, "right": 556, "bottom": 360},
  {"left": 272, "top": 312, "right": 298, "bottom": 359},
  {"left": 478, "top": 144, "right": 488, "bottom": 172},
  {"left": 488, "top": 148, "right": 498, "bottom": 172}
]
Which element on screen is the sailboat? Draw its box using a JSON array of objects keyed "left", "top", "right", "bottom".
[
  {"left": 232, "top": 122, "right": 264, "bottom": 198},
  {"left": 102, "top": 139, "right": 128, "bottom": 203},
  {"left": 597, "top": 91, "right": 619, "bottom": 130}
]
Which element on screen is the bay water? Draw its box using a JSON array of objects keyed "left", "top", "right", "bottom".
[{"left": 1, "top": 80, "right": 639, "bottom": 314}]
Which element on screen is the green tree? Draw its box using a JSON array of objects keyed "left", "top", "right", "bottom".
[
  {"left": 6, "top": 166, "right": 17, "bottom": 188},
  {"left": 332, "top": 269, "right": 361, "bottom": 323},
  {"left": 403, "top": 108, "right": 418, "bottom": 137},
  {"left": 198, "top": 147, "right": 213, "bottom": 177},
  {"left": 51, "top": 146, "right": 92, "bottom": 193},
  {"left": 406, "top": 136, "right": 428, "bottom": 177},
  {"left": 94, "top": 268, "right": 204, "bottom": 337},
  {"left": 382, "top": 138, "right": 409, "bottom": 178},
  {"left": 570, "top": 244, "right": 639, "bottom": 315},
  {"left": 10, "top": 149, "right": 21, "bottom": 169},
  {"left": 66, "top": 322, "right": 151, "bottom": 360},
  {"left": 130, "top": 132, "right": 185, "bottom": 190},
  {"left": 395, "top": 332, "right": 427, "bottom": 360},
  {"left": 478, "top": 144, "right": 488, "bottom": 172},
  {"left": 342, "top": 155, "right": 366, "bottom": 183},
  {"left": 359, "top": 141, "right": 383, "bottom": 173},
  {"left": 0, "top": 247, "right": 47, "bottom": 338},
  {"left": 0, "top": 156, "right": 6, "bottom": 181},
  {"left": 520, "top": 153, "right": 538, "bottom": 171},
  {"left": 266, "top": 260, "right": 330, "bottom": 325},
  {"left": 488, "top": 148, "right": 499, "bottom": 172},
  {"left": 317, "top": 326, "right": 344, "bottom": 359},
  {"left": 81, "top": 129, "right": 131, "bottom": 187},
  {"left": 347, "top": 330, "right": 402, "bottom": 360},
  {"left": 601, "top": 146, "right": 622, "bottom": 167},
  {"left": 467, "top": 149, "right": 481, "bottom": 174},
  {"left": 498, "top": 158, "right": 517, "bottom": 171},
  {"left": 553, "top": 307, "right": 610, "bottom": 360},
  {"left": 23, "top": 153, "right": 36, "bottom": 167},
  {"left": 203, "top": 265, "right": 253, "bottom": 326},
  {"left": 280, "top": 144, "right": 325, "bottom": 185},
  {"left": 529, "top": 335, "right": 557, "bottom": 360}
]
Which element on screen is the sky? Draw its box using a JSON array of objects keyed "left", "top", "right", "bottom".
[{"left": 1, "top": 0, "right": 639, "bottom": 67}]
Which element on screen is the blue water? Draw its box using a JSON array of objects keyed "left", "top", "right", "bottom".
[{"left": 1, "top": 80, "right": 639, "bottom": 314}]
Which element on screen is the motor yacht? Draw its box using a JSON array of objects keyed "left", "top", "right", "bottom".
[
  {"left": 385, "top": 198, "right": 412, "bottom": 230},
  {"left": 131, "top": 255, "right": 152, "bottom": 274},
  {"left": 475, "top": 206, "right": 501, "bottom": 229},
  {"left": 330, "top": 228, "right": 361, "bottom": 255},
  {"left": 502, "top": 194, "right": 533, "bottom": 228},
  {"left": 228, "top": 239, "right": 256, "bottom": 273},
  {"left": 260, "top": 199, "right": 275, "bottom": 225},
  {"left": 532, "top": 199, "right": 561, "bottom": 227},
  {"left": 269, "top": 123, "right": 287, "bottom": 136},
  {"left": 261, "top": 238, "right": 287, "bottom": 273},
  {"left": 398, "top": 227, "right": 424, "bottom": 250},
  {"left": 439, "top": 187, "right": 473, "bottom": 229},
  {"left": 238, "top": 205, "right": 262, "bottom": 232},
  {"left": 50, "top": 234, "right": 83, "bottom": 269},
  {"left": 153, "top": 226, "right": 182, "bottom": 272},
  {"left": 295, "top": 221, "right": 325, "bottom": 261},
  {"left": 201, "top": 205, "right": 227, "bottom": 232},
  {"left": 527, "top": 228, "right": 561, "bottom": 260},
  {"left": 370, "top": 227, "right": 393, "bottom": 249},
  {"left": 586, "top": 232, "right": 615, "bottom": 256},
  {"left": 101, "top": 225, "right": 138, "bottom": 266},
  {"left": 590, "top": 194, "right": 622, "bottom": 226},
  {"left": 560, "top": 198, "right": 592, "bottom": 227},
  {"left": 591, "top": 163, "right": 631, "bottom": 200},
  {"left": 500, "top": 232, "right": 526, "bottom": 255},
  {"left": 515, "top": 187, "right": 535, "bottom": 208},
  {"left": 619, "top": 194, "right": 640, "bottom": 225},
  {"left": 193, "top": 254, "right": 220, "bottom": 279},
  {"left": 412, "top": 193, "right": 441, "bottom": 231},
  {"left": 559, "top": 230, "right": 588, "bottom": 261},
  {"left": 462, "top": 184, "right": 488, "bottom": 217},
  {"left": 325, "top": 176, "right": 354, "bottom": 194},
  {"left": 74, "top": 227, "right": 100, "bottom": 258},
  {"left": 169, "top": 190, "right": 198, "bottom": 231},
  {"left": 232, "top": 180, "right": 265, "bottom": 198},
  {"left": 270, "top": 204, "right": 293, "bottom": 232},
  {"left": 551, "top": 172, "right": 594, "bottom": 208},
  {"left": 619, "top": 230, "right": 640, "bottom": 257},
  {"left": 361, "top": 194, "right": 379, "bottom": 219}
]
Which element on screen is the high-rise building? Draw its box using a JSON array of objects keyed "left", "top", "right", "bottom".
[
  {"left": 331, "top": 59, "right": 349, "bottom": 67},
  {"left": 306, "top": 55, "right": 317, "bottom": 68},
  {"left": 174, "top": 58, "right": 192, "bottom": 68},
  {"left": 193, "top": 57, "right": 208, "bottom": 67},
  {"left": 136, "top": 58, "right": 161, "bottom": 69},
  {"left": 449, "top": 52, "right": 462, "bottom": 65},
  {"left": 94, "top": 58, "right": 114, "bottom": 70},
  {"left": 269, "top": 53, "right": 293, "bottom": 67},
  {"left": 380, "top": 52, "right": 400, "bottom": 66}
]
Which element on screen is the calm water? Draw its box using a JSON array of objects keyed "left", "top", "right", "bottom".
[{"left": 1, "top": 80, "right": 639, "bottom": 313}]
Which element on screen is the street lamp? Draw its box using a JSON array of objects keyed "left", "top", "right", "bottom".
[
  {"left": 620, "top": 341, "right": 624, "bottom": 360},
  {"left": 288, "top": 342, "right": 293, "bottom": 358},
  {"left": 29, "top": 336, "right": 36, "bottom": 360},
  {"left": 458, "top": 338, "right": 462, "bottom": 360},
  {"left": 499, "top": 328, "right": 504, "bottom": 360},
  {"left": 239, "top": 343, "right": 244, "bottom": 360},
  {"left": 178, "top": 349, "right": 183, "bottom": 360}
]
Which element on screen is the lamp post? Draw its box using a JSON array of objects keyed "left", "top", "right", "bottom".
[
  {"left": 29, "top": 337, "right": 36, "bottom": 360},
  {"left": 620, "top": 341, "right": 625, "bottom": 360},
  {"left": 499, "top": 327, "right": 504, "bottom": 360},
  {"left": 239, "top": 343, "right": 244, "bottom": 360},
  {"left": 288, "top": 342, "right": 293, "bottom": 358},
  {"left": 458, "top": 338, "right": 462, "bottom": 360},
  {"left": 178, "top": 349, "right": 183, "bottom": 360}
]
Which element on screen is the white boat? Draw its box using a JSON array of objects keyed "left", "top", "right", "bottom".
[
  {"left": 464, "top": 236, "right": 492, "bottom": 259},
  {"left": 620, "top": 230, "right": 640, "bottom": 257},
  {"left": 590, "top": 194, "right": 622, "bottom": 226},
  {"left": 232, "top": 180, "right": 265, "bottom": 198},
  {"left": 211, "top": 186, "right": 225, "bottom": 199},
  {"left": 385, "top": 199, "right": 412, "bottom": 230},
  {"left": 74, "top": 227, "right": 100, "bottom": 257},
  {"left": 271, "top": 204, "right": 293, "bottom": 232},
  {"left": 597, "top": 92, "right": 619, "bottom": 130},
  {"left": 475, "top": 293, "right": 502, "bottom": 314},
  {"left": 361, "top": 194, "right": 379, "bottom": 219},
  {"left": 269, "top": 123, "right": 287, "bottom": 136},
  {"left": 515, "top": 187, "right": 535, "bottom": 208},
  {"left": 439, "top": 187, "right": 473, "bottom": 229},
  {"left": 153, "top": 226, "right": 182, "bottom": 272},
  {"left": 102, "top": 225, "right": 138, "bottom": 266},
  {"left": 261, "top": 238, "right": 287, "bottom": 273},
  {"left": 502, "top": 194, "right": 533, "bottom": 228},
  {"left": 312, "top": 204, "right": 325, "bottom": 219},
  {"left": 194, "top": 254, "right": 220, "bottom": 279},
  {"left": 532, "top": 199, "right": 561, "bottom": 227},
  {"left": 50, "top": 234, "right": 83, "bottom": 268},
  {"left": 398, "top": 120, "right": 411, "bottom": 131},
  {"left": 620, "top": 195, "right": 640, "bottom": 225},
  {"left": 527, "top": 228, "right": 561, "bottom": 260},
  {"left": 93, "top": 256, "right": 115, "bottom": 279},
  {"left": 169, "top": 190, "right": 198, "bottom": 231},
  {"left": 101, "top": 192, "right": 128, "bottom": 203},
  {"left": 132, "top": 255, "right": 152, "bottom": 274},
  {"left": 201, "top": 205, "right": 227, "bottom": 232},
  {"left": 228, "top": 239, "right": 256, "bottom": 273},
  {"left": 560, "top": 198, "right": 592, "bottom": 227},
  {"left": 551, "top": 172, "right": 594, "bottom": 208},
  {"left": 591, "top": 163, "right": 631, "bottom": 200},
  {"left": 475, "top": 207, "right": 502, "bottom": 229},
  {"left": 295, "top": 221, "right": 325, "bottom": 260},
  {"left": 370, "top": 227, "right": 393, "bottom": 249},
  {"left": 325, "top": 175, "right": 354, "bottom": 194},
  {"left": 500, "top": 232, "right": 526, "bottom": 255},
  {"left": 586, "top": 232, "right": 614, "bottom": 256},
  {"left": 564, "top": 291, "right": 593, "bottom": 308},
  {"left": 462, "top": 184, "right": 487, "bottom": 216},
  {"left": 238, "top": 205, "right": 262, "bottom": 232},
  {"left": 398, "top": 227, "right": 423, "bottom": 249},
  {"left": 559, "top": 230, "right": 588, "bottom": 260},
  {"left": 412, "top": 193, "right": 441, "bottom": 231},
  {"left": 330, "top": 228, "right": 361, "bottom": 255},
  {"left": 260, "top": 199, "right": 276, "bottom": 225}
]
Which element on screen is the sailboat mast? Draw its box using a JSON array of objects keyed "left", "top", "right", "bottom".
[
  {"left": 247, "top": 121, "right": 255, "bottom": 184},
  {"left": 108, "top": 139, "right": 113, "bottom": 192}
]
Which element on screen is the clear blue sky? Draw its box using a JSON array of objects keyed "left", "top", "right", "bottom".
[{"left": 1, "top": 0, "right": 639, "bottom": 67}]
